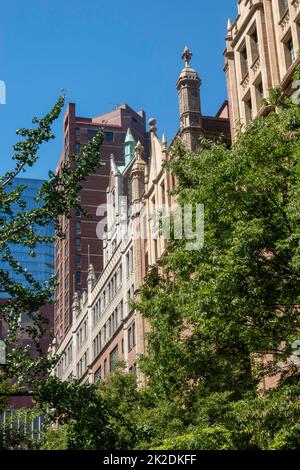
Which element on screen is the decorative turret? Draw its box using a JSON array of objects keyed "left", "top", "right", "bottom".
[
  {"left": 72, "top": 291, "right": 80, "bottom": 319},
  {"left": 124, "top": 128, "right": 136, "bottom": 167},
  {"left": 110, "top": 153, "right": 120, "bottom": 177},
  {"left": 87, "top": 260, "right": 96, "bottom": 291},
  {"left": 130, "top": 141, "right": 146, "bottom": 205},
  {"left": 176, "top": 47, "right": 202, "bottom": 150}
]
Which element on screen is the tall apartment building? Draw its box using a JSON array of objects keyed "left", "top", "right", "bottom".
[
  {"left": 224, "top": 0, "right": 300, "bottom": 137},
  {"left": 54, "top": 104, "right": 148, "bottom": 344},
  {"left": 50, "top": 48, "right": 230, "bottom": 383}
]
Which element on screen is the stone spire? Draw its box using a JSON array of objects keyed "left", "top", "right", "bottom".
[
  {"left": 110, "top": 153, "right": 120, "bottom": 176},
  {"left": 227, "top": 18, "right": 233, "bottom": 32},
  {"left": 130, "top": 141, "right": 146, "bottom": 205},
  {"left": 176, "top": 47, "right": 202, "bottom": 151}
]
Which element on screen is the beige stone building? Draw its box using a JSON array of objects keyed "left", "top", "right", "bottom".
[
  {"left": 225, "top": 0, "right": 300, "bottom": 138},
  {"left": 50, "top": 48, "right": 230, "bottom": 383}
]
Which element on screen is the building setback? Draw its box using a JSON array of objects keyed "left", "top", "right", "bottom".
[
  {"left": 224, "top": 0, "right": 300, "bottom": 139},
  {"left": 54, "top": 104, "right": 148, "bottom": 345}
]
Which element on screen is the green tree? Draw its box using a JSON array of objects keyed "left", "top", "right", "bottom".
[
  {"left": 0, "top": 96, "right": 104, "bottom": 391},
  {"left": 37, "top": 369, "right": 140, "bottom": 450},
  {"left": 135, "top": 96, "right": 300, "bottom": 448}
]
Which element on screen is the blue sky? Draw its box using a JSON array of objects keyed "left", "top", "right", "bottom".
[{"left": 0, "top": 0, "right": 237, "bottom": 179}]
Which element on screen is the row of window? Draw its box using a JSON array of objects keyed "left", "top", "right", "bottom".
[
  {"left": 240, "top": 27, "right": 259, "bottom": 79},
  {"left": 75, "top": 128, "right": 123, "bottom": 144},
  {"left": 77, "top": 319, "right": 88, "bottom": 351},
  {"left": 92, "top": 301, "right": 124, "bottom": 359},
  {"left": 76, "top": 350, "right": 88, "bottom": 379},
  {"left": 240, "top": 5, "right": 296, "bottom": 83},
  {"left": 74, "top": 130, "right": 115, "bottom": 153},
  {"left": 94, "top": 345, "right": 120, "bottom": 382},
  {"left": 55, "top": 342, "right": 73, "bottom": 378},
  {"left": 92, "top": 265, "right": 123, "bottom": 325}
]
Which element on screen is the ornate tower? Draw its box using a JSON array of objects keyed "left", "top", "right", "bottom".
[
  {"left": 124, "top": 128, "right": 136, "bottom": 167},
  {"left": 177, "top": 47, "right": 202, "bottom": 150}
]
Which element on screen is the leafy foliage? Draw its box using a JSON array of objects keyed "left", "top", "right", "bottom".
[
  {"left": 0, "top": 97, "right": 104, "bottom": 389},
  {"left": 0, "top": 408, "right": 42, "bottom": 450},
  {"left": 36, "top": 373, "right": 139, "bottom": 450},
  {"left": 133, "top": 98, "right": 300, "bottom": 449},
  {"left": 2, "top": 91, "right": 300, "bottom": 451}
]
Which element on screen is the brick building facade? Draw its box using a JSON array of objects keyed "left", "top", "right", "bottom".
[{"left": 54, "top": 104, "right": 148, "bottom": 344}]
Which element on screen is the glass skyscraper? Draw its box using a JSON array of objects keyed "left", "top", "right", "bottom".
[{"left": 0, "top": 178, "right": 54, "bottom": 295}]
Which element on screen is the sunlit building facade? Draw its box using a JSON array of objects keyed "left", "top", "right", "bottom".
[{"left": 224, "top": 0, "right": 300, "bottom": 138}]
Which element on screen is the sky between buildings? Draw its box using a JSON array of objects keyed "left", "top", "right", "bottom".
[{"left": 0, "top": 0, "right": 237, "bottom": 179}]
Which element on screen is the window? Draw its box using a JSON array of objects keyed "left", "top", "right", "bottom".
[
  {"left": 255, "top": 80, "right": 264, "bottom": 110},
  {"left": 128, "top": 322, "right": 136, "bottom": 351},
  {"left": 94, "top": 366, "right": 102, "bottom": 382},
  {"left": 75, "top": 128, "right": 80, "bottom": 141},
  {"left": 105, "top": 131, "right": 114, "bottom": 142},
  {"left": 108, "top": 317, "right": 112, "bottom": 337},
  {"left": 127, "top": 289, "right": 131, "bottom": 314},
  {"left": 129, "top": 248, "right": 133, "bottom": 273},
  {"left": 240, "top": 43, "right": 248, "bottom": 77},
  {"left": 118, "top": 265, "right": 122, "bottom": 287},
  {"left": 250, "top": 28, "right": 259, "bottom": 62},
  {"left": 279, "top": 0, "right": 289, "bottom": 18},
  {"left": 75, "top": 143, "right": 80, "bottom": 154},
  {"left": 244, "top": 95, "right": 252, "bottom": 123},
  {"left": 87, "top": 129, "right": 98, "bottom": 141},
  {"left": 153, "top": 239, "right": 158, "bottom": 261},
  {"left": 110, "top": 346, "right": 118, "bottom": 371},
  {"left": 104, "top": 358, "right": 108, "bottom": 376},
  {"left": 76, "top": 221, "right": 81, "bottom": 233},
  {"left": 83, "top": 352, "right": 87, "bottom": 372},
  {"left": 119, "top": 300, "right": 123, "bottom": 321},
  {"left": 93, "top": 332, "right": 102, "bottom": 358},
  {"left": 75, "top": 208, "right": 81, "bottom": 217},
  {"left": 111, "top": 312, "right": 115, "bottom": 334},
  {"left": 284, "top": 37, "right": 295, "bottom": 68},
  {"left": 126, "top": 252, "right": 130, "bottom": 277},
  {"left": 64, "top": 133, "right": 69, "bottom": 150},
  {"left": 75, "top": 271, "right": 81, "bottom": 284},
  {"left": 76, "top": 238, "right": 81, "bottom": 250}
]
